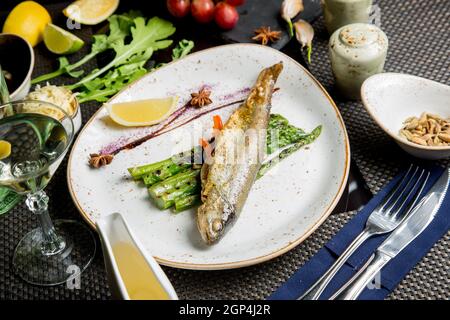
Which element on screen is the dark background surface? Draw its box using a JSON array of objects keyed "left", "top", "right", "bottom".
[{"left": 0, "top": 0, "right": 385, "bottom": 299}]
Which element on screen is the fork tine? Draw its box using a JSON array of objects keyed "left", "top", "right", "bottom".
[
  {"left": 391, "top": 170, "right": 430, "bottom": 221},
  {"left": 384, "top": 167, "right": 425, "bottom": 214},
  {"left": 375, "top": 164, "right": 414, "bottom": 211}
]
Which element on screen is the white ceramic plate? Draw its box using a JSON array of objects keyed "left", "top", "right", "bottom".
[{"left": 68, "top": 44, "right": 350, "bottom": 270}]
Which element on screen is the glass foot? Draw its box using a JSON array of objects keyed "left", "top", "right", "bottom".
[{"left": 12, "top": 220, "right": 96, "bottom": 286}]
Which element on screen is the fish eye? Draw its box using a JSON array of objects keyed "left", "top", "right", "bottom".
[{"left": 212, "top": 219, "right": 223, "bottom": 233}]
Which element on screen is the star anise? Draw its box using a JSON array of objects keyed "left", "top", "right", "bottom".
[
  {"left": 89, "top": 153, "right": 114, "bottom": 168},
  {"left": 189, "top": 88, "right": 212, "bottom": 108},
  {"left": 252, "top": 26, "right": 282, "bottom": 46}
]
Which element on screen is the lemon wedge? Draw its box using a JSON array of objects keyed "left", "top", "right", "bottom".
[
  {"left": 2, "top": 1, "right": 52, "bottom": 47},
  {"left": 0, "top": 140, "right": 12, "bottom": 160},
  {"left": 63, "top": 0, "right": 119, "bottom": 25},
  {"left": 43, "top": 23, "right": 84, "bottom": 54},
  {"left": 106, "top": 97, "right": 179, "bottom": 127}
]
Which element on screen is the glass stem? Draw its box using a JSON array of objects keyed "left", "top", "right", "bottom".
[{"left": 25, "top": 190, "right": 66, "bottom": 256}]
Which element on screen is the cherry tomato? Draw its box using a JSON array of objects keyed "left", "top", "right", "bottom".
[
  {"left": 214, "top": 2, "right": 239, "bottom": 30},
  {"left": 167, "top": 0, "right": 191, "bottom": 18},
  {"left": 226, "top": 0, "right": 245, "bottom": 6},
  {"left": 191, "top": 0, "right": 215, "bottom": 23}
]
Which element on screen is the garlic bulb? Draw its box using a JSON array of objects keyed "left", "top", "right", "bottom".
[{"left": 280, "top": 0, "right": 304, "bottom": 37}]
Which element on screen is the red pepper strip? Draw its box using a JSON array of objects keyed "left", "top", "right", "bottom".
[
  {"left": 199, "top": 138, "right": 210, "bottom": 149},
  {"left": 199, "top": 137, "right": 214, "bottom": 164},
  {"left": 213, "top": 115, "right": 223, "bottom": 130}
]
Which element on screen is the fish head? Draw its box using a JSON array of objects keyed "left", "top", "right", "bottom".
[
  {"left": 197, "top": 196, "right": 235, "bottom": 244},
  {"left": 197, "top": 213, "right": 224, "bottom": 244}
]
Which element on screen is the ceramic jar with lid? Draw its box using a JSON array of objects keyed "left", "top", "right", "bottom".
[
  {"left": 329, "top": 23, "right": 388, "bottom": 99},
  {"left": 323, "top": 0, "right": 373, "bottom": 34}
]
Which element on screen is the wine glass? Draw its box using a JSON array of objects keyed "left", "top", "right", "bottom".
[{"left": 0, "top": 100, "right": 96, "bottom": 286}]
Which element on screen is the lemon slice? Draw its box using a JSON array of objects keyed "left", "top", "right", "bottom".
[
  {"left": 0, "top": 141, "right": 12, "bottom": 160},
  {"left": 106, "top": 97, "right": 179, "bottom": 127},
  {"left": 63, "top": 0, "right": 119, "bottom": 25},
  {"left": 43, "top": 23, "right": 84, "bottom": 54},
  {"left": 2, "top": 1, "right": 51, "bottom": 47}
]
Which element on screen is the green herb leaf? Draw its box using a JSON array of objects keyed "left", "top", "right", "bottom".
[
  {"left": 70, "top": 17, "right": 175, "bottom": 90},
  {"left": 77, "top": 64, "right": 147, "bottom": 103},
  {"left": 31, "top": 11, "right": 141, "bottom": 85},
  {"left": 172, "top": 39, "right": 194, "bottom": 60},
  {"left": 153, "top": 39, "right": 195, "bottom": 70},
  {"left": 267, "top": 114, "right": 308, "bottom": 154},
  {"left": 58, "top": 57, "right": 84, "bottom": 78}
]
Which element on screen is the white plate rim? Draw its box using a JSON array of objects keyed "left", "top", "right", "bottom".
[{"left": 67, "top": 43, "right": 351, "bottom": 270}]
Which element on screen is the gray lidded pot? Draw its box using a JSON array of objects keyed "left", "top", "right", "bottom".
[
  {"left": 329, "top": 23, "right": 388, "bottom": 100},
  {"left": 322, "top": 0, "right": 373, "bottom": 35}
]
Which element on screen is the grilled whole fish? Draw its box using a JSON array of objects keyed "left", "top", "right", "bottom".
[{"left": 197, "top": 63, "right": 283, "bottom": 244}]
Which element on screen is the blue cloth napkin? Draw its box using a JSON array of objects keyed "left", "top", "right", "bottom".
[{"left": 269, "top": 166, "right": 450, "bottom": 300}]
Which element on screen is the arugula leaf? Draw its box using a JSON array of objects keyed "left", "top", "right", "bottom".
[
  {"left": 154, "top": 39, "right": 195, "bottom": 69},
  {"left": 100, "top": 12, "right": 139, "bottom": 49},
  {"left": 172, "top": 39, "right": 194, "bottom": 60},
  {"left": 77, "top": 64, "right": 147, "bottom": 103},
  {"left": 78, "top": 38, "right": 194, "bottom": 103},
  {"left": 31, "top": 11, "right": 139, "bottom": 85},
  {"left": 69, "top": 17, "right": 175, "bottom": 90},
  {"left": 58, "top": 57, "right": 84, "bottom": 78}
]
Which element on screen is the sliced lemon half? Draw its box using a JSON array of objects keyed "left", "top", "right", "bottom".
[
  {"left": 106, "top": 97, "right": 179, "bottom": 127},
  {"left": 2, "top": 1, "right": 52, "bottom": 47},
  {"left": 43, "top": 23, "right": 84, "bottom": 54},
  {"left": 63, "top": 0, "right": 119, "bottom": 25},
  {"left": 0, "top": 140, "right": 12, "bottom": 160}
]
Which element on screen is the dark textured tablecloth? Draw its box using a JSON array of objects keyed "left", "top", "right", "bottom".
[{"left": 0, "top": 0, "right": 449, "bottom": 300}]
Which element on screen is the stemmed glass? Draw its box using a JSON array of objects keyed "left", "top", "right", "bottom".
[{"left": 0, "top": 100, "right": 96, "bottom": 285}]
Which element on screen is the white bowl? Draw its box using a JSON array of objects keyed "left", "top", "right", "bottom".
[
  {"left": 361, "top": 73, "right": 450, "bottom": 160},
  {"left": 71, "top": 98, "right": 82, "bottom": 133}
]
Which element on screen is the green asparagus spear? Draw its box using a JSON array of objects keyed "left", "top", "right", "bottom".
[
  {"left": 128, "top": 158, "right": 174, "bottom": 180},
  {"left": 151, "top": 182, "right": 200, "bottom": 210},
  {"left": 143, "top": 163, "right": 191, "bottom": 186},
  {"left": 142, "top": 174, "right": 161, "bottom": 186},
  {"left": 149, "top": 169, "right": 200, "bottom": 198},
  {"left": 267, "top": 114, "right": 308, "bottom": 154},
  {"left": 174, "top": 194, "right": 200, "bottom": 213},
  {"left": 257, "top": 125, "right": 322, "bottom": 179},
  {"left": 128, "top": 157, "right": 189, "bottom": 181}
]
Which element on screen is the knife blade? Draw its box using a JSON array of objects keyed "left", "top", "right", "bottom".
[{"left": 331, "top": 167, "right": 450, "bottom": 300}]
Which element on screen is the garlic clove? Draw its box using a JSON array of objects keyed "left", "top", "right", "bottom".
[
  {"left": 281, "top": 0, "right": 304, "bottom": 37},
  {"left": 293, "top": 19, "right": 314, "bottom": 63}
]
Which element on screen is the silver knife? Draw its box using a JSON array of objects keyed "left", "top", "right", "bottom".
[{"left": 330, "top": 167, "right": 450, "bottom": 300}]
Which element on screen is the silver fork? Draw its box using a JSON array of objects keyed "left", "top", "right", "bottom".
[{"left": 299, "top": 165, "right": 430, "bottom": 300}]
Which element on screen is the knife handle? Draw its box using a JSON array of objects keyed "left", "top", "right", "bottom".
[
  {"left": 330, "top": 251, "right": 391, "bottom": 300},
  {"left": 299, "top": 227, "right": 376, "bottom": 300}
]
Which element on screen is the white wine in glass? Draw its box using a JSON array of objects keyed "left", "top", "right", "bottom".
[{"left": 0, "top": 100, "right": 96, "bottom": 286}]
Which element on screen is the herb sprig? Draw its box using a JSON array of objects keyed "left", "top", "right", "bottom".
[
  {"left": 32, "top": 13, "right": 195, "bottom": 104},
  {"left": 68, "top": 16, "right": 176, "bottom": 91},
  {"left": 77, "top": 39, "right": 195, "bottom": 103},
  {"left": 32, "top": 11, "right": 140, "bottom": 84}
]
